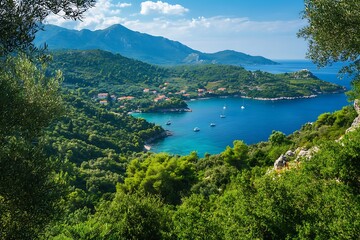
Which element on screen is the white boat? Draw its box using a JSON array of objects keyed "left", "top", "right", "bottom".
[
  {"left": 241, "top": 105, "right": 245, "bottom": 109},
  {"left": 166, "top": 120, "right": 171, "bottom": 125},
  {"left": 193, "top": 127, "right": 200, "bottom": 132},
  {"left": 210, "top": 123, "right": 216, "bottom": 127},
  {"left": 220, "top": 105, "right": 226, "bottom": 118}
]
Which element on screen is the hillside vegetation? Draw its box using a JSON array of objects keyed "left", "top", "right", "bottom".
[
  {"left": 42, "top": 100, "right": 360, "bottom": 239},
  {"left": 48, "top": 49, "right": 345, "bottom": 113}
]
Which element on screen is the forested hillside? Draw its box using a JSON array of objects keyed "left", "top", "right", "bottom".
[
  {"left": 48, "top": 49, "right": 345, "bottom": 113},
  {"left": 43, "top": 104, "right": 360, "bottom": 239}
]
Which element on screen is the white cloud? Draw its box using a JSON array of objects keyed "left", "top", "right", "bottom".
[
  {"left": 140, "top": 1, "right": 189, "bottom": 16},
  {"left": 123, "top": 16, "right": 307, "bottom": 59},
  {"left": 45, "top": 3, "right": 307, "bottom": 59},
  {"left": 124, "top": 16, "right": 304, "bottom": 39},
  {"left": 117, "top": 3, "right": 132, "bottom": 8},
  {"left": 45, "top": 0, "right": 130, "bottom": 30}
]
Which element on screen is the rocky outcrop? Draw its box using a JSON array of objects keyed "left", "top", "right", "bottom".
[
  {"left": 274, "top": 99, "right": 360, "bottom": 171},
  {"left": 346, "top": 99, "right": 360, "bottom": 133},
  {"left": 274, "top": 154, "right": 287, "bottom": 170},
  {"left": 274, "top": 150, "right": 295, "bottom": 170},
  {"left": 285, "top": 150, "right": 295, "bottom": 157},
  {"left": 295, "top": 146, "right": 319, "bottom": 162},
  {"left": 274, "top": 147, "right": 319, "bottom": 170}
]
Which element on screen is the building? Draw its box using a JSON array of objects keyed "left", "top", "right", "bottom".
[
  {"left": 97, "top": 93, "right": 109, "bottom": 99},
  {"left": 99, "top": 100, "right": 108, "bottom": 105},
  {"left": 118, "top": 96, "right": 135, "bottom": 101},
  {"left": 154, "top": 95, "right": 168, "bottom": 102}
]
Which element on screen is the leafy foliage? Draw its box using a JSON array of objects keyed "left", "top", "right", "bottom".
[
  {"left": 0, "top": 55, "right": 64, "bottom": 239},
  {"left": 43, "top": 90, "right": 166, "bottom": 209},
  {"left": 122, "top": 152, "right": 198, "bottom": 204},
  {"left": 299, "top": 0, "right": 360, "bottom": 66},
  {"left": 0, "top": 54, "right": 63, "bottom": 138},
  {"left": 0, "top": 0, "right": 95, "bottom": 56},
  {"left": 298, "top": 0, "right": 360, "bottom": 98},
  {"left": 46, "top": 105, "right": 359, "bottom": 239}
]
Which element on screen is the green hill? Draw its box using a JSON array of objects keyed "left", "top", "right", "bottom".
[{"left": 48, "top": 49, "right": 345, "bottom": 112}]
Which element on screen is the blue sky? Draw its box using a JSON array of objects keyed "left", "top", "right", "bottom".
[{"left": 46, "top": 0, "right": 308, "bottom": 59}]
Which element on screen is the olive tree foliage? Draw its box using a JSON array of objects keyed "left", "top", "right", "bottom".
[
  {"left": 298, "top": 0, "right": 360, "bottom": 99},
  {"left": 0, "top": 55, "right": 63, "bottom": 138},
  {"left": 298, "top": 0, "right": 360, "bottom": 67},
  {"left": 0, "top": 54, "right": 65, "bottom": 239},
  {"left": 0, "top": 0, "right": 96, "bottom": 56},
  {"left": 0, "top": 1, "right": 95, "bottom": 239}
]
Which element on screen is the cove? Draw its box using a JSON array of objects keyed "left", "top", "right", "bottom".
[{"left": 133, "top": 60, "right": 352, "bottom": 157}]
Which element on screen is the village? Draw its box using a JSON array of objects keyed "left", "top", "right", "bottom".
[{"left": 94, "top": 81, "right": 229, "bottom": 112}]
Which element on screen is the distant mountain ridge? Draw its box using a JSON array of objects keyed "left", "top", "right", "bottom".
[{"left": 34, "top": 24, "right": 277, "bottom": 66}]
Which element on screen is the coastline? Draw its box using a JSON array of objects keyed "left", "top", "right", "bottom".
[
  {"left": 135, "top": 93, "right": 349, "bottom": 156},
  {"left": 143, "top": 130, "right": 172, "bottom": 152},
  {"left": 151, "top": 108, "right": 192, "bottom": 113},
  {"left": 243, "top": 94, "right": 318, "bottom": 101},
  {"left": 136, "top": 89, "right": 346, "bottom": 114},
  {"left": 187, "top": 92, "right": 345, "bottom": 103}
]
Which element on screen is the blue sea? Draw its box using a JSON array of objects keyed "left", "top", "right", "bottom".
[{"left": 133, "top": 60, "right": 352, "bottom": 157}]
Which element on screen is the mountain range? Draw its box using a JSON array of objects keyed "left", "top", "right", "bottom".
[{"left": 34, "top": 24, "right": 277, "bottom": 66}]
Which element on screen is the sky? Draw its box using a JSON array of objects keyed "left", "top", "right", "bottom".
[{"left": 46, "top": 0, "right": 308, "bottom": 60}]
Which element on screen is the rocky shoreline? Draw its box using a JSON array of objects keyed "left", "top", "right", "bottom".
[
  {"left": 143, "top": 130, "right": 172, "bottom": 151},
  {"left": 152, "top": 108, "right": 192, "bottom": 113},
  {"left": 245, "top": 94, "right": 318, "bottom": 101},
  {"left": 189, "top": 89, "right": 346, "bottom": 102},
  {"left": 140, "top": 90, "right": 346, "bottom": 114}
]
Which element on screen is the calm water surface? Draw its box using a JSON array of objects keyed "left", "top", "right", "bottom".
[{"left": 134, "top": 60, "right": 352, "bottom": 156}]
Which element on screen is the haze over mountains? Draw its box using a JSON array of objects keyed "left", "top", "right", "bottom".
[{"left": 35, "top": 24, "right": 277, "bottom": 66}]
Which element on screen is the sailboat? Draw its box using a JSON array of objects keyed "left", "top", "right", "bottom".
[
  {"left": 240, "top": 99, "right": 245, "bottom": 109},
  {"left": 220, "top": 105, "right": 226, "bottom": 118}
]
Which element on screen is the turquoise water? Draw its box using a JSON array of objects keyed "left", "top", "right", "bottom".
[{"left": 134, "top": 60, "right": 352, "bottom": 156}]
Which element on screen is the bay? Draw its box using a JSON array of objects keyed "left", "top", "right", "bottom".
[{"left": 133, "top": 60, "right": 352, "bottom": 157}]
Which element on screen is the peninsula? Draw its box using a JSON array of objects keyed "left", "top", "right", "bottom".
[{"left": 48, "top": 50, "right": 345, "bottom": 113}]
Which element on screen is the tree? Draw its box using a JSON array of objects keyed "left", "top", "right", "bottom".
[
  {"left": 298, "top": 0, "right": 360, "bottom": 99},
  {"left": 268, "top": 130, "right": 288, "bottom": 145},
  {"left": 172, "top": 194, "right": 222, "bottom": 239},
  {"left": 0, "top": 1, "right": 95, "bottom": 238},
  {"left": 49, "top": 191, "right": 173, "bottom": 239},
  {"left": 0, "top": 55, "right": 65, "bottom": 239},
  {"left": 298, "top": 0, "right": 360, "bottom": 67},
  {"left": 0, "top": 0, "right": 95, "bottom": 56},
  {"left": 222, "top": 140, "right": 249, "bottom": 169},
  {"left": 123, "top": 153, "right": 198, "bottom": 205},
  {"left": 0, "top": 54, "right": 63, "bottom": 138}
]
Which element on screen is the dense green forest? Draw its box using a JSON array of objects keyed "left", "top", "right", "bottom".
[
  {"left": 48, "top": 49, "right": 345, "bottom": 113},
  {"left": 42, "top": 103, "right": 360, "bottom": 239}
]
